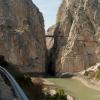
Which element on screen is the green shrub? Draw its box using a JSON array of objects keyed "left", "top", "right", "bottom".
[
  {"left": 47, "top": 89, "right": 67, "bottom": 100},
  {"left": 95, "top": 70, "right": 100, "bottom": 79},
  {"left": 54, "top": 89, "right": 67, "bottom": 100}
]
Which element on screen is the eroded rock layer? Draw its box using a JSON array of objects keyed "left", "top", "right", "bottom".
[
  {"left": 0, "top": 0, "right": 46, "bottom": 73},
  {"left": 50, "top": 0, "right": 100, "bottom": 74}
]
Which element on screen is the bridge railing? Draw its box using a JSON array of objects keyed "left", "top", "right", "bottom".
[{"left": 0, "top": 66, "right": 28, "bottom": 100}]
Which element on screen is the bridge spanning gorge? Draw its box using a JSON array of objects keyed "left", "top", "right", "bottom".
[
  {"left": 45, "top": 35, "right": 98, "bottom": 42},
  {"left": 45, "top": 35, "right": 68, "bottom": 37}
]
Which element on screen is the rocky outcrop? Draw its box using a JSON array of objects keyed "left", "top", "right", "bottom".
[
  {"left": 49, "top": 0, "right": 100, "bottom": 74},
  {"left": 0, "top": 0, "right": 46, "bottom": 73}
]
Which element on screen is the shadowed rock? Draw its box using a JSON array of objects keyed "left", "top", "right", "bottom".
[{"left": 0, "top": 0, "right": 46, "bottom": 73}]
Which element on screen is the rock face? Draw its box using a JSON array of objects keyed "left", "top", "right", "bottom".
[
  {"left": 49, "top": 0, "right": 100, "bottom": 74},
  {"left": 0, "top": 0, "right": 46, "bottom": 73},
  {"left": 46, "top": 25, "right": 56, "bottom": 50}
]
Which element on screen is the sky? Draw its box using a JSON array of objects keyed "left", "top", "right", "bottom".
[{"left": 32, "top": 0, "right": 62, "bottom": 30}]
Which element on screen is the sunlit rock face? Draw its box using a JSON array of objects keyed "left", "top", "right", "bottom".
[
  {"left": 46, "top": 25, "right": 56, "bottom": 50},
  {"left": 0, "top": 0, "right": 46, "bottom": 73},
  {"left": 51, "top": 0, "right": 100, "bottom": 74}
]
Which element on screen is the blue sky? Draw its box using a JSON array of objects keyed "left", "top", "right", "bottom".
[{"left": 32, "top": 0, "right": 62, "bottom": 30}]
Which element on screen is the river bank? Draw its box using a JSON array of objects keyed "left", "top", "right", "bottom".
[{"left": 72, "top": 75, "right": 100, "bottom": 92}]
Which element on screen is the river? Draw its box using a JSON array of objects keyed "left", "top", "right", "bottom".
[{"left": 47, "top": 78, "right": 100, "bottom": 100}]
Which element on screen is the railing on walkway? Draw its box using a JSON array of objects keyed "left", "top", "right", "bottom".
[{"left": 0, "top": 66, "right": 28, "bottom": 100}]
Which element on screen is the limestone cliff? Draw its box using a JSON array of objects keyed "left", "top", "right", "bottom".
[
  {"left": 0, "top": 0, "right": 46, "bottom": 73},
  {"left": 46, "top": 25, "right": 56, "bottom": 50},
  {"left": 48, "top": 0, "right": 100, "bottom": 74}
]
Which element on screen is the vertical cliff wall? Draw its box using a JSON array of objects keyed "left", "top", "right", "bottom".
[
  {"left": 49, "top": 0, "right": 100, "bottom": 74},
  {"left": 0, "top": 0, "right": 46, "bottom": 73}
]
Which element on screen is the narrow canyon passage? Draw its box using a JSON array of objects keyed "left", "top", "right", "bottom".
[
  {"left": 33, "top": 0, "right": 100, "bottom": 76},
  {"left": 0, "top": 0, "right": 100, "bottom": 100}
]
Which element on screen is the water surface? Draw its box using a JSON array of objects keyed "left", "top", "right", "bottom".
[{"left": 47, "top": 78, "right": 100, "bottom": 100}]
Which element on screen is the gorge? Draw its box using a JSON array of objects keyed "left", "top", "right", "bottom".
[
  {"left": 46, "top": 0, "right": 100, "bottom": 75},
  {"left": 0, "top": 0, "right": 100, "bottom": 76},
  {"left": 0, "top": 0, "right": 100, "bottom": 100}
]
